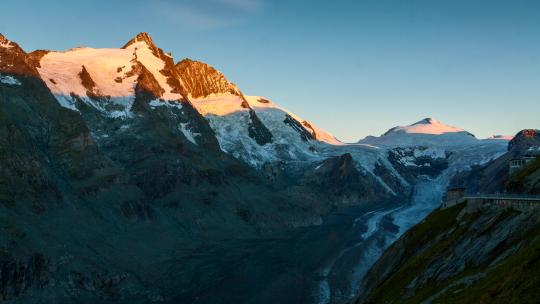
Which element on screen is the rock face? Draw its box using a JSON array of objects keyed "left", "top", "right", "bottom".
[
  {"left": 387, "top": 147, "right": 450, "bottom": 183},
  {"left": 0, "top": 253, "right": 49, "bottom": 300},
  {"left": 175, "top": 59, "right": 241, "bottom": 99},
  {"left": 354, "top": 203, "right": 540, "bottom": 304},
  {"left": 302, "top": 153, "right": 395, "bottom": 205},
  {"left": 507, "top": 129, "right": 540, "bottom": 152},
  {"left": 0, "top": 34, "right": 41, "bottom": 77}
]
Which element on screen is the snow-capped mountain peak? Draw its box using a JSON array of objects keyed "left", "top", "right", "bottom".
[
  {"left": 175, "top": 58, "right": 241, "bottom": 99},
  {"left": 34, "top": 32, "right": 184, "bottom": 115},
  {"left": 359, "top": 118, "right": 478, "bottom": 148},
  {"left": 0, "top": 32, "right": 342, "bottom": 166},
  {"left": 384, "top": 117, "right": 469, "bottom": 136}
]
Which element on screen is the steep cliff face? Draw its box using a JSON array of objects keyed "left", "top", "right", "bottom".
[
  {"left": 0, "top": 34, "right": 41, "bottom": 77},
  {"left": 354, "top": 203, "right": 540, "bottom": 304},
  {"left": 175, "top": 58, "right": 241, "bottom": 99}
]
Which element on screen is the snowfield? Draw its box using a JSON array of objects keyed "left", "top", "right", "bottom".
[{"left": 359, "top": 117, "right": 479, "bottom": 147}]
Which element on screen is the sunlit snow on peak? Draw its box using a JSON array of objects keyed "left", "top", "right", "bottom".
[{"left": 391, "top": 117, "right": 467, "bottom": 135}]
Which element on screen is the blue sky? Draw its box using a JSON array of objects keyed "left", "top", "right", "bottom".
[{"left": 2, "top": 0, "right": 539, "bottom": 142}]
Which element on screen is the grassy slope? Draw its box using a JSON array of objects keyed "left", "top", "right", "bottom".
[
  {"left": 363, "top": 203, "right": 540, "bottom": 304},
  {"left": 437, "top": 229, "right": 540, "bottom": 303},
  {"left": 363, "top": 203, "right": 466, "bottom": 303}
]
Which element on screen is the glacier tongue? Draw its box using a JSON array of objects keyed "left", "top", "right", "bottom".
[{"left": 315, "top": 137, "right": 509, "bottom": 303}]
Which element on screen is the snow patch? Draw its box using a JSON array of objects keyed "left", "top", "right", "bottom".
[
  {"left": 190, "top": 94, "right": 245, "bottom": 116},
  {"left": 245, "top": 95, "right": 342, "bottom": 145},
  {"left": 0, "top": 75, "right": 21, "bottom": 86},
  {"left": 149, "top": 99, "right": 182, "bottom": 110},
  {"left": 483, "top": 135, "right": 513, "bottom": 141},
  {"left": 123, "top": 41, "right": 182, "bottom": 101},
  {"left": 37, "top": 47, "right": 138, "bottom": 115},
  {"left": 37, "top": 42, "right": 182, "bottom": 116},
  {"left": 189, "top": 94, "right": 324, "bottom": 166},
  {"left": 179, "top": 122, "right": 199, "bottom": 145}
]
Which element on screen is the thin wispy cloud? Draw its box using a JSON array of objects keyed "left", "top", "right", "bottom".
[{"left": 152, "top": 0, "right": 265, "bottom": 30}]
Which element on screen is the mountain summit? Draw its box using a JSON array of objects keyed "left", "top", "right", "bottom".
[
  {"left": 122, "top": 32, "right": 157, "bottom": 49},
  {"left": 383, "top": 117, "right": 471, "bottom": 136},
  {"left": 0, "top": 32, "right": 340, "bottom": 166},
  {"left": 359, "top": 118, "right": 478, "bottom": 147}
]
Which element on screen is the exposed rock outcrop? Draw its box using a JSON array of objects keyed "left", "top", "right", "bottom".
[
  {"left": 175, "top": 59, "right": 241, "bottom": 99},
  {"left": 507, "top": 129, "right": 540, "bottom": 152}
]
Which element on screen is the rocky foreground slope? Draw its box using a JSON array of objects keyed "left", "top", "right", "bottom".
[{"left": 354, "top": 202, "right": 540, "bottom": 304}]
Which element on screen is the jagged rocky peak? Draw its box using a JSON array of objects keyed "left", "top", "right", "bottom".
[
  {"left": 0, "top": 33, "right": 11, "bottom": 46},
  {"left": 122, "top": 32, "right": 175, "bottom": 68},
  {"left": 122, "top": 32, "right": 157, "bottom": 50},
  {"left": 0, "top": 33, "right": 41, "bottom": 77},
  {"left": 0, "top": 33, "right": 24, "bottom": 54},
  {"left": 175, "top": 58, "right": 241, "bottom": 99}
]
